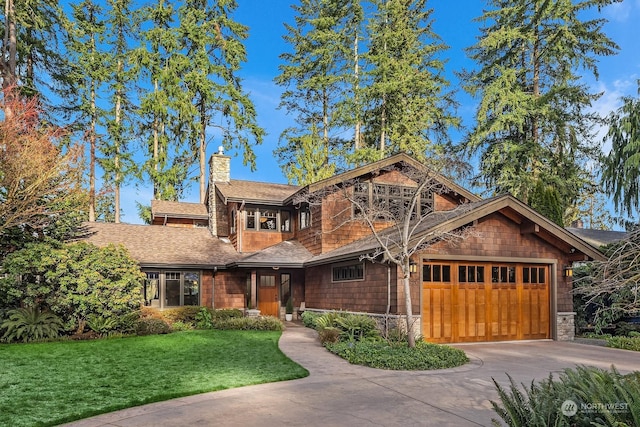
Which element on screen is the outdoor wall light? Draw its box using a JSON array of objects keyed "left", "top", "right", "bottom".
[
  {"left": 409, "top": 260, "right": 418, "bottom": 274},
  {"left": 564, "top": 265, "right": 573, "bottom": 277}
]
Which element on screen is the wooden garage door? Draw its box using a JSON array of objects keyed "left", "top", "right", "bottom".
[{"left": 422, "top": 262, "right": 550, "bottom": 343}]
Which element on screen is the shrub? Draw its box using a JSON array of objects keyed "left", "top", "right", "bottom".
[
  {"left": 211, "top": 308, "right": 243, "bottom": 323},
  {"left": 86, "top": 315, "right": 120, "bottom": 335},
  {"left": 326, "top": 340, "right": 468, "bottom": 370},
  {"left": 606, "top": 335, "right": 640, "bottom": 351},
  {"left": 334, "top": 313, "right": 380, "bottom": 342},
  {"left": 318, "top": 326, "right": 340, "bottom": 345},
  {"left": 1, "top": 307, "right": 63, "bottom": 343},
  {"left": 301, "top": 311, "right": 322, "bottom": 329},
  {"left": 158, "top": 306, "right": 203, "bottom": 324},
  {"left": 134, "top": 318, "right": 171, "bottom": 336},
  {"left": 171, "top": 321, "right": 194, "bottom": 331},
  {"left": 215, "top": 316, "right": 284, "bottom": 331},
  {"left": 491, "top": 366, "right": 640, "bottom": 427},
  {"left": 195, "top": 307, "right": 214, "bottom": 329},
  {"left": 0, "top": 241, "right": 144, "bottom": 333},
  {"left": 314, "top": 311, "right": 344, "bottom": 330}
]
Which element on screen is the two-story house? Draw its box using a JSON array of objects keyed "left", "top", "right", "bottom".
[{"left": 84, "top": 152, "right": 605, "bottom": 343}]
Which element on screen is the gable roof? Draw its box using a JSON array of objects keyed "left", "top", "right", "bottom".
[
  {"left": 215, "top": 179, "right": 300, "bottom": 206},
  {"left": 306, "top": 194, "right": 606, "bottom": 265},
  {"left": 151, "top": 200, "right": 208, "bottom": 220},
  {"left": 566, "top": 227, "right": 627, "bottom": 249},
  {"left": 286, "top": 153, "right": 481, "bottom": 204},
  {"left": 79, "top": 222, "right": 240, "bottom": 268}
]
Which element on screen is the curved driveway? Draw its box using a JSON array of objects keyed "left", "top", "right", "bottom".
[{"left": 63, "top": 323, "right": 640, "bottom": 427}]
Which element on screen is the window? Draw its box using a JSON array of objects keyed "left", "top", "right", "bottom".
[
  {"left": 492, "top": 266, "right": 516, "bottom": 283},
  {"left": 143, "top": 270, "right": 200, "bottom": 308},
  {"left": 423, "top": 264, "right": 451, "bottom": 282},
  {"left": 260, "top": 209, "right": 277, "bottom": 230},
  {"left": 353, "top": 181, "right": 433, "bottom": 218},
  {"left": 280, "top": 273, "right": 291, "bottom": 304},
  {"left": 245, "top": 208, "right": 291, "bottom": 232},
  {"left": 260, "top": 275, "right": 276, "bottom": 287},
  {"left": 300, "top": 206, "right": 312, "bottom": 229},
  {"left": 246, "top": 209, "right": 256, "bottom": 230},
  {"left": 144, "top": 272, "right": 159, "bottom": 306},
  {"left": 523, "top": 267, "right": 546, "bottom": 284},
  {"left": 281, "top": 211, "right": 291, "bottom": 232},
  {"left": 332, "top": 263, "right": 364, "bottom": 282},
  {"left": 458, "top": 265, "right": 485, "bottom": 283}
]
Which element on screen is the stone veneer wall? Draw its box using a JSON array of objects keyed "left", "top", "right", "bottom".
[
  {"left": 208, "top": 154, "right": 230, "bottom": 237},
  {"left": 557, "top": 312, "right": 576, "bottom": 341}
]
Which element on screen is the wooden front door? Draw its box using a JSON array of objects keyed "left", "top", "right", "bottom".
[
  {"left": 422, "top": 262, "right": 550, "bottom": 343},
  {"left": 258, "top": 274, "right": 279, "bottom": 317}
]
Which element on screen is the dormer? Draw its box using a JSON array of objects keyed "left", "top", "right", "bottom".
[{"left": 150, "top": 200, "right": 209, "bottom": 228}]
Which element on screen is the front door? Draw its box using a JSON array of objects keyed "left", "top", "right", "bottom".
[{"left": 258, "top": 274, "right": 279, "bottom": 317}]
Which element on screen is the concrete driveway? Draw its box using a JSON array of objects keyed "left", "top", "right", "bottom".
[{"left": 63, "top": 323, "right": 640, "bottom": 427}]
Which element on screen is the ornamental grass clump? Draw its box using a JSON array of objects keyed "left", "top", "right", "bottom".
[{"left": 491, "top": 366, "right": 640, "bottom": 427}]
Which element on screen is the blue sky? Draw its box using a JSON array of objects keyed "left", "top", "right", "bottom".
[{"left": 119, "top": 0, "right": 640, "bottom": 224}]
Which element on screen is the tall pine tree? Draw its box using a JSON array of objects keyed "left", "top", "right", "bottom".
[
  {"left": 275, "top": 0, "right": 363, "bottom": 185},
  {"left": 462, "top": 0, "right": 619, "bottom": 222}
]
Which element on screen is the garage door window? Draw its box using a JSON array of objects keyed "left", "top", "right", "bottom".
[
  {"left": 423, "top": 264, "right": 451, "bottom": 282},
  {"left": 523, "top": 267, "right": 546, "bottom": 284},
  {"left": 458, "top": 265, "right": 485, "bottom": 283},
  {"left": 492, "top": 266, "right": 516, "bottom": 283}
]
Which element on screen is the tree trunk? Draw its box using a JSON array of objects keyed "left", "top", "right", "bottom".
[
  {"left": 199, "top": 99, "right": 206, "bottom": 203},
  {"left": 114, "top": 66, "right": 122, "bottom": 223},
  {"left": 402, "top": 266, "right": 416, "bottom": 348}
]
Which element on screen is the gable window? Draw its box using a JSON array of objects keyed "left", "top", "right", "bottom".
[
  {"left": 281, "top": 211, "right": 291, "bottom": 232},
  {"left": 353, "top": 181, "right": 433, "bottom": 218},
  {"left": 332, "top": 262, "right": 364, "bottom": 282},
  {"left": 300, "top": 206, "right": 312, "bottom": 229}
]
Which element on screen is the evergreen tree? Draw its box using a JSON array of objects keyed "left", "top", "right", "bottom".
[
  {"left": 63, "top": 0, "right": 109, "bottom": 222},
  {"left": 134, "top": 0, "right": 189, "bottom": 201},
  {"left": 101, "top": 0, "right": 138, "bottom": 222},
  {"left": 275, "top": 0, "right": 363, "bottom": 184},
  {"left": 361, "top": 0, "right": 457, "bottom": 162},
  {"left": 178, "top": 0, "right": 264, "bottom": 202},
  {"left": 602, "top": 81, "right": 640, "bottom": 219},
  {"left": 462, "top": 0, "right": 619, "bottom": 223}
]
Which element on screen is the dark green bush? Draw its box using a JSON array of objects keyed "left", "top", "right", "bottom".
[
  {"left": 326, "top": 340, "right": 468, "bottom": 370},
  {"left": 215, "top": 316, "right": 284, "bottom": 331},
  {"left": 491, "top": 366, "right": 640, "bottom": 427},
  {"left": 1, "top": 307, "right": 64, "bottom": 343},
  {"left": 301, "top": 311, "right": 322, "bottom": 329},
  {"left": 334, "top": 313, "right": 380, "bottom": 341},
  {"left": 134, "top": 318, "right": 171, "bottom": 336},
  {"left": 86, "top": 315, "right": 120, "bottom": 335},
  {"left": 211, "top": 308, "right": 244, "bottom": 322}
]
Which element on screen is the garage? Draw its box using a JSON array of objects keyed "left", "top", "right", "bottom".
[{"left": 422, "top": 261, "right": 550, "bottom": 343}]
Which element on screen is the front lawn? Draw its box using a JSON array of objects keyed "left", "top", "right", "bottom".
[{"left": 0, "top": 330, "right": 308, "bottom": 427}]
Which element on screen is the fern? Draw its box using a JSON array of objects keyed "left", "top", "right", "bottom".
[{"left": 1, "top": 307, "right": 63, "bottom": 343}]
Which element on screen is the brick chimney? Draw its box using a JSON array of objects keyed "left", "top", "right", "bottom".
[{"left": 208, "top": 147, "right": 230, "bottom": 236}]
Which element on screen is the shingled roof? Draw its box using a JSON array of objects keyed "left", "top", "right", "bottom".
[
  {"left": 232, "top": 240, "right": 314, "bottom": 268},
  {"left": 151, "top": 200, "right": 208, "bottom": 219},
  {"left": 79, "top": 222, "right": 240, "bottom": 268},
  {"left": 215, "top": 179, "right": 300, "bottom": 205}
]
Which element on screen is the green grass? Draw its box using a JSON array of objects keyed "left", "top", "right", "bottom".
[{"left": 0, "top": 330, "right": 308, "bottom": 427}]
